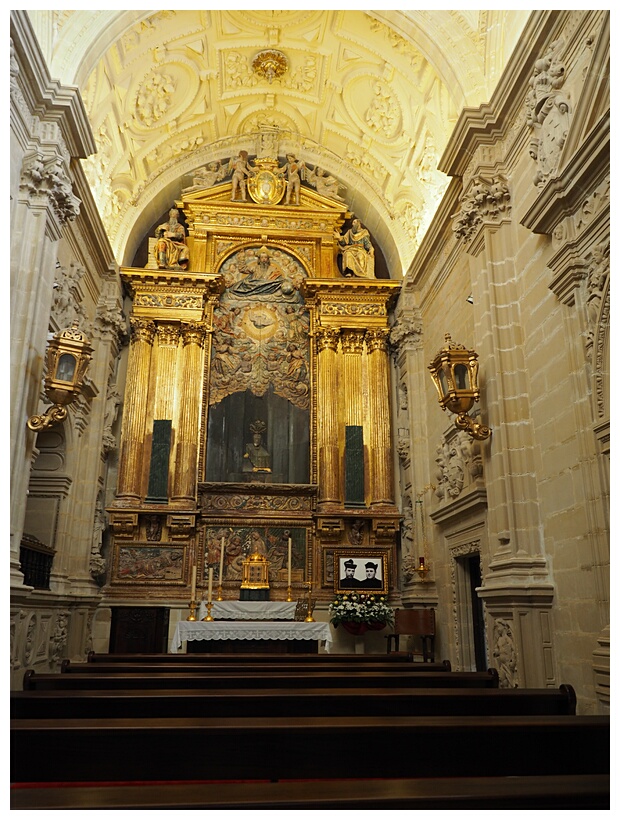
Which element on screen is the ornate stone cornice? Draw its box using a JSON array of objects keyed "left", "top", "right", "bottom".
[{"left": 10, "top": 11, "right": 96, "bottom": 159}]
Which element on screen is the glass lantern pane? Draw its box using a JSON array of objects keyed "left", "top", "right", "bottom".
[
  {"left": 454, "top": 364, "right": 469, "bottom": 390},
  {"left": 56, "top": 353, "right": 76, "bottom": 382},
  {"left": 438, "top": 369, "right": 448, "bottom": 395}
]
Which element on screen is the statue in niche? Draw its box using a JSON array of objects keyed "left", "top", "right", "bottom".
[
  {"left": 335, "top": 218, "right": 375, "bottom": 279},
  {"left": 243, "top": 420, "right": 271, "bottom": 473},
  {"left": 155, "top": 208, "right": 189, "bottom": 270},
  {"left": 306, "top": 166, "right": 345, "bottom": 201},
  {"left": 277, "top": 153, "right": 306, "bottom": 205},
  {"left": 228, "top": 150, "right": 255, "bottom": 201}
]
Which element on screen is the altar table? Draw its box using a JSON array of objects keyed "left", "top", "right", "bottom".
[
  {"left": 197, "top": 600, "right": 297, "bottom": 621},
  {"left": 170, "top": 620, "right": 332, "bottom": 654}
]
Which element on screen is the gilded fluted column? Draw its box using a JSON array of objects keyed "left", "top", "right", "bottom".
[
  {"left": 115, "top": 318, "right": 156, "bottom": 502},
  {"left": 365, "top": 328, "right": 394, "bottom": 505},
  {"left": 171, "top": 322, "right": 207, "bottom": 504},
  {"left": 153, "top": 324, "right": 181, "bottom": 420},
  {"left": 315, "top": 327, "right": 341, "bottom": 505},
  {"left": 340, "top": 329, "right": 365, "bottom": 427}
]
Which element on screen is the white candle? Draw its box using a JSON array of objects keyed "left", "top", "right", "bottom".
[
  {"left": 287, "top": 537, "right": 292, "bottom": 587},
  {"left": 208, "top": 567, "right": 213, "bottom": 603},
  {"left": 219, "top": 536, "right": 225, "bottom": 583},
  {"left": 190, "top": 565, "right": 197, "bottom": 601}
]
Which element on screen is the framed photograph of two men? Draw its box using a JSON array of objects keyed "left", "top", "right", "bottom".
[{"left": 334, "top": 549, "right": 388, "bottom": 595}]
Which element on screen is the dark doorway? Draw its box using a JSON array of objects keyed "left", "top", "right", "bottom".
[{"left": 467, "top": 555, "right": 487, "bottom": 671}]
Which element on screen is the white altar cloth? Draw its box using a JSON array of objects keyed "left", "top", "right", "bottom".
[
  {"left": 170, "top": 620, "right": 332, "bottom": 653},
  {"left": 197, "top": 600, "right": 297, "bottom": 621}
]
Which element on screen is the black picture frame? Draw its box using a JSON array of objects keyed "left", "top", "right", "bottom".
[{"left": 333, "top": 549, "right": 388, "bottom": 595}]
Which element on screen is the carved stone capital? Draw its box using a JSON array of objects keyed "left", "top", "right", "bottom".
[
  {"left": 453, "top": 175, "right": 511, "bottom": 245},
  {"left": 389, "top": 317, "right": 423, "bottom": 353}
]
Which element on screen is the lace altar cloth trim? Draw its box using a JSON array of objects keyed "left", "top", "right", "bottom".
[
  {"left": 170, "top": 620, "right": 332, "bottom": 652},
  {"left": 197, "top": 601, "right": 296, "bottom": 620}
]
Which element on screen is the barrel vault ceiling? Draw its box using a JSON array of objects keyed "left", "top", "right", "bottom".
[{"left": 29, "top": 9, "right": 530, "bottom": 275}]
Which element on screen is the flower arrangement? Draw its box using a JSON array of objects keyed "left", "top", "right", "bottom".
[{"left": 329, "top": 593, "right": 394, "bottom": 630}]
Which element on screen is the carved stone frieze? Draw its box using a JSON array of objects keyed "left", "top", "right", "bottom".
[
  {"left": 93, "top": 299, "right": 128, "bottom": 347},
  {"left": 492, "top": 617, "right": 519, "bottom": 688}
]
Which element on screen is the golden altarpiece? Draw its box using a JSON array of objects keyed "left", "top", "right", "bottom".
[{"left": 107, "top": 156, "right": 400, "bottom": 605}]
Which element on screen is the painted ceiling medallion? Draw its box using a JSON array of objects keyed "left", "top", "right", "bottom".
[{"left": 252, "top": 49, "right": 289, "bottom": 84}]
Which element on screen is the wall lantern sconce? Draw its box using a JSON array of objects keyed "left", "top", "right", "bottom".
[
  {"left": 27, "top": 321, "right": 93, "bottom": 432},
  {"left": 428, "top": 333, "right": 491, "bottom": 441}
]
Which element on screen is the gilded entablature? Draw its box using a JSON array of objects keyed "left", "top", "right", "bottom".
[{"left": 199, "top": 482, "right": 318, "bottom": 515}]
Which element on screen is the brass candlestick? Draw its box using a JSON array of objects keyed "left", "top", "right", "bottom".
[
  {"left": 304, "top": 583, "right": 315, "bottom": 622},
  {"left": 187, "top": 600, "right": 198, "bottom": 621},
  {"left": 202, "top": 601, "right": 214, "bottom": 621},
  {"left": 216, "top": 585, "right": 223, "bottom": 601},
  {"left": 286, "top": 585, "right": 293, "bottom": 602}
]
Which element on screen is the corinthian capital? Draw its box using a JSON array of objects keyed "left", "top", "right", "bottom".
[{"left": 130, "top": 317, "right": 156, "bottom": 345}]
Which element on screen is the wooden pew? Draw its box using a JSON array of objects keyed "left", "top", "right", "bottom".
[
  {"left": 23, "top": 668, "right": 500, "bottom": 691},
  {"left": 61, "top": 659, "right": 452, "bottom": 675},
  {"left": 11, "top": 683, "right": 577, "bottom": 720},
  {"left": 10, "top": 713, "right": 609, "bottom": 783},
  {"left": 10, "top": 774, "right": 610, "bottom": 810},
  {"left": 87, "top": 651, "right": 428, "bottom": 664}
]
